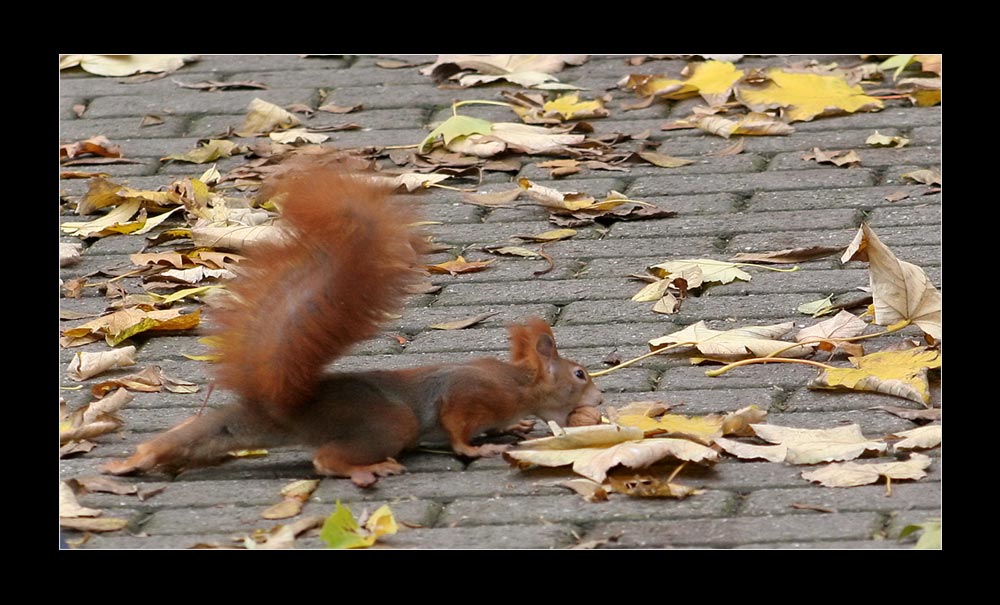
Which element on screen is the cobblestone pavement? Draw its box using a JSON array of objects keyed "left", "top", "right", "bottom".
[{"left": 59, "top": 54, "right": 942, "bottom": 549}]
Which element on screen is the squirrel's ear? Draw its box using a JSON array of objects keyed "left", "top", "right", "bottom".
[{"left": 509, "top": 317, "right": 558, "bottom": 367}]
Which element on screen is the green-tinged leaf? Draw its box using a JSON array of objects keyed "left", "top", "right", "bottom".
[
  {"left": 319, "top": 501, "right": 397, "bottom": 549},
  {"left": 899, "top": 519, "right": 941, "bottom": 549},
  {"left": 420, "top": 115, "right": 493, "bottom": 153}
]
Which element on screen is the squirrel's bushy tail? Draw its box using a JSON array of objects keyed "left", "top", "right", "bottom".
[{"left": 212, "top": 155, "right": 427, "bottom": 416}]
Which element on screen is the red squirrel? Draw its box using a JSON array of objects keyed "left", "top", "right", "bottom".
[{"left": 102, "top": 156, "right": 603, "bottom": 487}]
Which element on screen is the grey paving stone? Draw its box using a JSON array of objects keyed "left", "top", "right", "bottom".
[{"left": 628, "top": 168, "right": 877, "bottom": 197}]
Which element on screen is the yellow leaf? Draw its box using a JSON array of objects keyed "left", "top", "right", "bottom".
[
  {"left": 632, "top": 60, "right": 745, "bottom": 106},
  {"left": 543, "top": 93, "right": 608, "bottom": 120},
  {"left": 809, "top": 347, "right": 941, "bottom": 405},
  {"left": 736, "top": 68, "right": 884, "bottom": 122},
  {"left": 615, "top": 412, "right": 724, "bottom": 444},
  {"left": 424, "top": 256, "right": 494, "bottom": 275},
  {"left": 60, "top": 200, "right": 144, "bottom": 238},
  {"left": 512, "top": 228, "right": 576, "bottom": 242},
  {"left": 162, "top": 139, "right": 243, "bottom": 164}
]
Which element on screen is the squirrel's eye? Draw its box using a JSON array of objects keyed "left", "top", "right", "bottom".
[{"left": 574, "top": 368, "right": 587, "bottom": 380}]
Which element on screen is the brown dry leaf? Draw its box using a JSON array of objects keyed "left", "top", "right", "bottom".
[
  {"left": 506, "top": 423, "right": 718, "bottom": 483},
  {"left": 889, "top": 425, "right": 941, "bottom": 451},
  {"left": 482, "top": 245, "right": 541, "bottom": 258},
  {"left": 795, "top": 309, "right": 869, "bottom": 349},
  {"left": 60, "top": 388, "right": 133, "bottom": 445},
  {"left": 60, "top": 136, "right": 122, "bottom": 161},
  {"left": 236, "top": 98, "right": 301, "bottom": 137},
  {"left": 174, "top": 79, "right": 268, "bottom": 91},
  {"left": 60, "top": 243, "right": 83, "bottom": 267},
  {"left": 162, "top": 139, "right": 246, "bottom": 164},
  {"left": 841, "top": 224, "right": 941, "bottom": 340},
  {"left": 711, "top": 138, "right": 746, "bottom": 156},
  {"left": 636, "top": 151, "right": 695, "bottom": 168},
  {"left": 318, "top": 102, "right": 363, "bottom": 114},
  {"left": 606, "top": 474, "right": 702, "bottom": 499},
  {"left": 60, "top": 307, "right": 202, "bottom": 348},
  {"left": 461, "top": 188, "right": 523, "bottom": 207},
  {"left": 66, "top": 346, "right": 137, "bottom": 381},
  {"left": 649, "top": 320, "right": 813, "bottom": 360},
  {"left": 803, "top": 148, "right": 862, "bottom": 167},
  {"left": 749, "top": 423, "right": 887, "bottom": 464},
  {"left": 720, "top": 405, "right": 768, "bottom": 436},
  {"left": 430, "top": 312, "right": 500, "bottom": 330},
  {"left": 728, "top": 246, "right": 844, "bottom": 264},
  {"left": 512, "top": 228, "right": 577, "bottom": 243},
  {"left": 801, "top": 453, "right": 931, "bottom": 487},
  {"left": 735, "top": 68, "right": 884, "bottom": 122},
  {"left": 687, "top": 112, "right": 795, "bottom": 139},
  {"left": 901, "top": 169, "right": 942, "bottom": 186},
  {"left": 425, "top": 256, "right": 494, "bottom": 275},
  {"left": 59, "top": 481, "right": 101, "bottom": 518},
  {"left": 810, "top": 347, "right": 941, "bottom": 406},
  {"left": 90, "top": 365, "right": 200, "bottom": 397},
  {"left": 883, "top": 190, "right": 911, "bottom": 203},
  {"left": 60, "top": 54, "right": 198, "bottom": 77},
  {"left": 68, "top": 475, "right": 139, "bottom": 496},
  {"left": 870, "top": 405, "right": 941, "bottom": 422}
]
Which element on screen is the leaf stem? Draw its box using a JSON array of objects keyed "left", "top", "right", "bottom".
[
  {"left": 705, "top": 357, "right": 837, "bottom": 378},
  {"left": 588, "top": 343, "right": 690, "bottom": 378},
  {"left": 452, "top": 100, "right": 515, "bottom": 116}
]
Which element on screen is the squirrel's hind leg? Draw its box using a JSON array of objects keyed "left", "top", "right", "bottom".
[{"left": 313, "top": 447, "right": 407, "bottom": 488}]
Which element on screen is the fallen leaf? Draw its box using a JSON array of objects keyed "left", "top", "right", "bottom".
[
  {"left": 162, "top": 139, "right": 245, "bottom": 164},
  {"left": 318, "top": 102, "right": 363, "bottom": 114},
  {"left": 67, "top": 475, "right": 139, "bottom": 496},
  {"left": 899, "top": 518, "right": 941, "bottom": 549},
  {"left": 89, "top": 365, "right": 200, "bottom": 397},
  {"left": 801, "top": 453, "right": 931, "bottom": 487},
  {"left": 236, "top": 98, "right": 301, "bottom": 137},
  {"left": 795, "top": 309, "right": 869, "bottom": 347},
  {"left": 901, "top": 169, "right": 942, "bottom": 186},
  {"left": 450, "top": 122, "right": 586, "bottom": 157},
  {"left": 512, "top": 228, "right": 577, "bottom": 243},
  {"left": 866, "top": 131, "right": 910, "bottom": 148},
  {"left": 889, "top": 425, "right": 941, "bottom": 450},
  {"left": 60, "top": 54, "right": 197, "bottom": 77},
  {"left": 461, "top": 188, "right": 523, "bottom": 207},
  {"left": 649, "top": 320, "right": 813, "bottom": 360},
  {"left": 883, "top": 190, "right": 911, "bottom": 203},
  {"left": 174, "top": 79, "right": 268, "bottom": 91},
  {"left": 841, "top": 224, "right": 941, "bottom": 340},
  {"left": 736, "top": 68, "right": 884, "bottom": 122},
  {"left": 419, "top": 114, "right": 493, "bottom": 153},
  {"left": 615, "top": 410, "right": 724, "bottom": 444},
  {"left": 268, "top": 128, "right": 329, "bottom": 145},
  {"left": 140, "top": 115, "right": 165, "bottom": 127},
  {"left": 244, "top": 515, "right": 325, "bottom": 550},
  {"left": 59, "top": 388, "right": 133, "bottom": 445},
  {"left": 636, "top": 151, "right": 695, "bottom": 168},
  {"left": 797, "top": 295, "right": 836, "bottom": 317},
  {"left": 802, "top": 148, "right": 862, "bottom": 167},
  {"left": 749, "top": 423, "right": 887, "bottom": 464},
  {"left": 60, "top": 481, "right": 101, "bottom": 518},
  {"left": 730, "top": 246, "right": 844, "bottom": 265},
  {"left": 557, "top": 478, "right": 609, "bottom": 502},
  {"left": 811, "top": 347, "right": 940, "bottom": 405},
  {"left": 505, "top": 423, "right": 717, "bottom": 483},
  {"left": 430, "top": 312, "right": 500, "bottom": 330},
  {"left": 606, "top": 474, "right": 702, "bottom": 499},
  {"left": 67, "top": 346, "right": 137, "bottom": 381},
  {"left": 261, "top": 479, "right": 320, "bottom": 520},
  {"left": 714, "top": 437, "right": 788, "bottom": 462},
  {"left": 869, "top": 405, "right": 941, "bottom": 422},
  {"left": 622, "top": 60, "right": 745, "bottom": 106},
  {"left": 687, "top": 112, "right": 795, "bottom": 138},
  {"left": 61, "top": 307, "right": 201, "bottom": 347},
  {"left": 647, "top": 258, "right": 751, "bottom": 285},
  {"left": 422, "top": 54, "right": 587, "bottom": 89},
  {"left": 320, "top": 501, "right": 398, "bottom": 549},
  {"left": 424, "top": 256, "right": 494, "bottom": 275},
  {"left": 482, "top": 245, "right": 542, "bottom": 258},
  {"left": 60, "top": 517, "right": 130, "bottom": 532},
  {"left": 60, "top": 136, "right": 122, "bottom": 161},
  {"left": 541, "top": 93, "right": 608, "bottom": 121}
]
